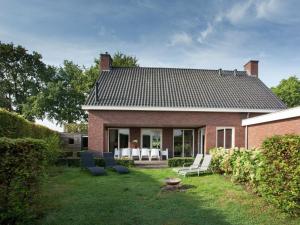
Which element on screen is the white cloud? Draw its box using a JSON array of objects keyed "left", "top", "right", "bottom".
[
  {"left": 226, "top": 0, "right": 254, "bottom": 24},
  {"left": 197, "top": 23, "right": 213, "bottom": 43},
  {"left": 169, "top": 32, "right": 193, "bottom": 46},
  {"left": 255, "top": 0, "right": 281, "bottom": 19}
]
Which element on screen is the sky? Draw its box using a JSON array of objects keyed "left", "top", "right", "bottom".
[{"left": 1, "top": 0, "right": 300, "bottom": 131}]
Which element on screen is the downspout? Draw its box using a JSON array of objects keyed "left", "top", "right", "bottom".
[{"left": 245, "top": 113, "right": 250, "bottom": 149}]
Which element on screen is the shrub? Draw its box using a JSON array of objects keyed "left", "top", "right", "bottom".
[
  {"left": 210, "top": 134, "right": 300, "bottom": 215},
  {"left": 64, "top": 123, "right": 88, "bottom": 133},
  {"left": 168, "top": 157, "right": 194, "bottom": 167},
  {"left": 0, "top": 108, "right": 62, "bottom": 164},
  {"left": 56, "top": 157, "right": 134, "bottom": 168},
  {"left": 0, "top": 138, "right": 48, "bottom": 224},
  {"left": 0, "top": 109, "right": 55, "bottom": 139},
  {"left": 259, "top": 135, "right": 300, "bottom": 215},
  {"left": 115, "top": 159, "right": 135, "bottom": 167}
]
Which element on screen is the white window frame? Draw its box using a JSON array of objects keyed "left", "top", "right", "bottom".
[
  {"left": 140, "top": 129, "right": 163, "bottom": 149},
  {"left": 216, "top": 127, "right": 235, "bottom": 149},
  {"left": 172, "top": 129, "right": 194, "bottom": 157},
  {"left": 107, "top": 128, "right": 130, "bottom": 151},
  {"left": 198, "top": 128, "right": 206, "bottom": 155}
]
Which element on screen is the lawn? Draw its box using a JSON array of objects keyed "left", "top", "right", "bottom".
[{"left": 38, "top": 167, "right": 299, "bottom": 225}]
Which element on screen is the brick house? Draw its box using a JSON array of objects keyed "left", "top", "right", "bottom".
[
  {"left": 242, "top": 106, "right": 300, "bottom": 148},
  {"left": 82, "top": 53, "right": 286, "bottom": 157}
]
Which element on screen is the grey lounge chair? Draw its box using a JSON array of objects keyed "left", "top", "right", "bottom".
[
  {"left": 179, "top": 154, "right": 212, "bottom": 177},
  {"left": 103, "top": 152, "right": 129, "bottom": 174},
  {"left": 81, "top": 152, "right": 105, "bottom": 176},
  {"left": 172, "top": 154, "right": 203, "bottom": 173}
]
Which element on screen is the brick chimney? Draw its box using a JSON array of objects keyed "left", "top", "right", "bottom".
[
  {"left": 100, "top": 52, "right": 112, "bottom": 71},
  {"left": 244, "top": 60, "right": 258, "bottom": 77}
]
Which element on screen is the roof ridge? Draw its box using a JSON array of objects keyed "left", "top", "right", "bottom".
[{"left": 110, "top": 66, "right": 247, "bottom": 73}]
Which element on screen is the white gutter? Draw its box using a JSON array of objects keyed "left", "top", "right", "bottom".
[
  {"left": 242, "top": 106, "right": 300, "bottom": 126},
  {"left": 82, "top": 105, "right": 278, "bottom": 113}
]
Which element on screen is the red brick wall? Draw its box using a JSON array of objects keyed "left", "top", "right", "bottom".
[
  {"left": 88, "top": 110, "right": 260, "bottom": 154},
  {"left": 247, "top": 116, "right": 300, "bottom": 148}
]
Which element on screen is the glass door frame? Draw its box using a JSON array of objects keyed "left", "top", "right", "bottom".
[
  {"left": 172, "top": 129, "right": 194, "bottom": 157},
  {"left": 199, "top": 128, "right": 206, "bottom": 155},
  {"left": 107, "top": 128, "right": 130, "bottom": 151},
  {"left": 140, "top": 128, "right": 163, "bottom": 149}
]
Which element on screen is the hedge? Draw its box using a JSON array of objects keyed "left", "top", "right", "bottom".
[
  {"left": 56, "top": 157, "right": 135, "bottom": 168},
  {"left": 210, "top": 134, "right": 300, "bottom": 216},
  {"left": 0, "top": 108, "right": 62, "bottom": 164},
  {"left": 0, "top": 138, "right": 48, "bottom": 224},
  {"left": 168, "top": 157, "right": 194, "bottom": 167},
  {"left": 64, "top": 123, "right": 88, "bottom": 133},
  {"left": 0, "top": 108, "right": 57, "bottom": 139}
]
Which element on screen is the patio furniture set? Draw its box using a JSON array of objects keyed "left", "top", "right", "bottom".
[{"left": 114, "top": 148, "right": 168, "bottom": 161}]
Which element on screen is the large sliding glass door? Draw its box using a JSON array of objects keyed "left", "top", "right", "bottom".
[
  {"left": 108, "top": 128, "right": 129, "bottom": 152},
  {"left": 173, "top": 129, "right": 194, "bottom": 157},
  {"left": 141, "top": 129, "right": 162, "bottom": 149}
]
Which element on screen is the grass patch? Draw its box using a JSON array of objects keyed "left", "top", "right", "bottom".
[{"left": 38, "top": 167, "right": 299, "bottom": 225}]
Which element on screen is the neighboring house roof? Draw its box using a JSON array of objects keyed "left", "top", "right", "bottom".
[
  {"left": 242, "top": 106, "right": 300, "bottom": 126},
  {"left": 83, "top": 67, "right": 286, "bottom": 112}
]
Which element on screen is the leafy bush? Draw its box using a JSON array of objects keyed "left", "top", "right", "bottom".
[
  {"left": 168, "top": 157, "right": 194, "bottom": 167},
  {"left": 259, "top": 135, "right": 300, "bottom": 215},
  {"left": 0, "top": 138, "right": 48, "bottom": 224},
  {"left": 64, "top": 123, "right": 88, "bottom": 133},
  {"left": 0, "top": 108, "right": 62, "bottom": 163},
  {"left": 115, "top": 159, "right": 135, "bottom": 167},
  {"left": 0, "top": 108, "right": 55, "bottom": 139},
  {"left": 210, "top": 134, "right": 300, "bottom": 216},
  {"left": 56, "top": 157, "right": 134, "bottom": 168}
]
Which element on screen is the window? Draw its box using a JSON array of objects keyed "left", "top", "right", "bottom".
[
  {"left": 108, "top": 128, "right": 129, "bottom": 152},
  {"left": 68, "top": 138, "right": 74, "bottom": 144},
  {"left": 173, "top": 129, "right": 194, "bottom": 157},
  {"left": 81, "top": 136, "right": 88, "bottom": 149},
  {"left": 216, "top": 127, "right": 234, "bottom": 149},
  {"left": 141, "top": 129, "right": 162, "bottom": 149}
]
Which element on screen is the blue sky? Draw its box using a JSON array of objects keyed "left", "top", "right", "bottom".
[
  {"left": 1, "top": 0, "right": 300, "bottom": 130},
  {"left": 1, "top": 0, "right": 300, "bottom": 87}
]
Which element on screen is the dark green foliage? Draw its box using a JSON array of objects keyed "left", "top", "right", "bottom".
[
  {"left": 0, "top": 138, "right": 48, "bottom": 224},
  {"left": 23, "top": 60, "right": 90, "bottom": 124},
  {"left": 210, "top": 135, "right": 300, "bottom": 215},
  {"left": 0, "top": 108, "right": 55, "bottom": 139},
  {"left": 0, "top": 108, "right": 62, "bottom": 163},
  {"left": 259, "top": 135, "right": 300, "bottom": 215},
  {"left": 271, "top": 76, "right": 300, "bottom": 107},
  {"left": 112, "top": 52, "right": 139, "bottom": 67},
  {"left": 56, "top": 157, "right": 134, "bottom": 168},
  {"left": 64, "top": 123, "right": 88, "bottom": 133},
  {"left": 168, "top": 157, "right": 194, "bottom": 167},
  {"left": 115, "top": 159, "right": 135, "bottom": 167},
  {"left": 0, "top": 42, "right": 54, "bottom": 114}
]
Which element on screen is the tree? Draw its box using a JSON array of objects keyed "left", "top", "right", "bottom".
[
  {"left": 0, "top": 42, "right": 54, "bottom": 113},
  {"left": 112, "top": 52, "right": 138, "bottom": 67},
  {"left": 271, "top": 76, "right": 300, "bottom": 108},
  {"left": 23, "top": 52, "right": 138, "bottom": 124},
  {"left": 23, "top": 61, "right": 90, "bottom": 124}
]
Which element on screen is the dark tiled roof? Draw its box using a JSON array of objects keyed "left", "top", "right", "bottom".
[{"left": 84, "top": 67, "right": 286, "bottom": 110}]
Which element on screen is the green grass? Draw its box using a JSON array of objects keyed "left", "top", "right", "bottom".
[{"left": 38, "top": 167, "right": 299, "bottom": 225}]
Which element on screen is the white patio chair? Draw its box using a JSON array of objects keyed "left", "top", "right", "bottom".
[
  {"left": 131, "top": 148, "right": 141, "bottom": 160},
  {"left": 150, "top": 149, "right": 160, "bottom": 161},
  {"left": 173, "top": 153, "right": 203, "bottom": 173},
  {"left": 114, "top": 148, "right": 120, "bottom": 159},
  {"left": 121, "top": 148, "right": 131, "bottom": 159},
  {"left": 179, "top": 154, "right": 212, "bottom": 177},
  {"left": 141, "top": 148, "right": 150, "bottom": 160},
  {"left": 161, "top": 148, "right": 168, "bottom": 160}
]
